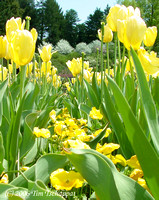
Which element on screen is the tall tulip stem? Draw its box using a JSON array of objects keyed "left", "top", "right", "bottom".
[
  {"left": 20, "top": 65, "right": 27, "bottom": 101},
  {"left": 100, "top": 22, "right": 104, "bottom": 101}
]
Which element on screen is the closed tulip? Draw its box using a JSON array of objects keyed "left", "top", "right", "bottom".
[
  {"left": 66, "top": 58, "right": 82, "bottom": 77},
  {"left": 0, "top": 36, "right": 5, "bottom": 58},
  {"left": 125, "top": 15, "right": 147, "bottom": 50},
  {"left": 6, "top": 17, "right": 25, "bottom": 42},
  {"left": 98, "top": 24, "right": 113, "bottom": 43},
  {"left": 138, "top": 47, "right": 159, "bottom": 75},
  {"left": 3, "top": 36, "right": 12, "bottom": 60},
  {"left": 10, "top": 29, "right": 36, "bottom": 66},
  {"left": 143, "top": 26, "right": 157, "bottom": 47},
  {"left": 38, "top": 44, "right": 52, "bottom": 62}
]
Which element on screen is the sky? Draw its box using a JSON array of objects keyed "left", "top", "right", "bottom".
[{"left": 56, "top": 0, "right": 117, "bottom": 23}]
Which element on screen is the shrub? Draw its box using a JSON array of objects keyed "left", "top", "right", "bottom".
[
  {"left": 75, "top": 42, "right": 92, "bottom": 54},
  {"left": 55, "top": 39, "right": 74, "bottom": 54},
  {"left": 88, "top": 40, "right": 101, "bottom": 53}
]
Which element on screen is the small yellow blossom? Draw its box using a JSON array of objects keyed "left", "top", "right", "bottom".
[
  {"left": 21, "top": 166, "right": 30, "bottom": 171},
  {"left": 89, "top": 107, "right": 103, "bottom": 120},
  {"left": 0, "top": 173, "right": 8, "bottom": 184},
  {"left": 50, "top": 168, "right": 85, "bottom": 190},
  {"left": 49, "top": 110, "right": 56, "bottom": 123},
  {"left": 63, "top": 139, "right": 90, "bottom": 149},
  {"left": 137, "top": 178, "right": 150, "bottom": 192},
  {"left": 130, "top": 169, "right": 143, "bottom": 181},
  {"left": 96, "top": 143, "right": 120, "bottom": 155},
  {"left": 127, "top": 155, "right": 141, "bottom": 169},
  {"left": 107, "top": 154, "right": 127, "bottom": 166},
  {"left": 33, "top": 127, "right": 50, "bottom": 138}
]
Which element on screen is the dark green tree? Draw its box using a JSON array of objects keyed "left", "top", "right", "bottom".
[
  {"left": 0, "top": 0, "right": 23, "bottom": 35},
  {"left": 43, "top": 0, "right": 65, "bottom": 45},
  {"left": 18, "top": 0, "right": 38, "bottom": 29},
  {"left": 85, "top": 8, "right": 104, "bottom": 43},
  {"left": 63, "top": 9, "right": 79, "bottom": 47},
  {"left": 76, "top": 23, "right": 87, "bottom": 44}
]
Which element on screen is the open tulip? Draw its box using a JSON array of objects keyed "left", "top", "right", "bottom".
[
  {"left": 10, "top": 29, "right": 37, "bottom": 66},
  {"left": 107, "top": 4, "right": 128, "bottom": 32},
  {"left": 6, "top": 17, "right": 25, "bottom": 42},
  {"left": 38, "top": 44, "right": 52, "bottom": 62},
  {"left": 138, "top": 47, "right": 159, "bottom": 75},
  {"left": 98, "top": 24, "right": 113, "bottom": 43},
  {"left": 66, "top": 58, "right": 82, "bottom": 77},
  {"left": 143, "top": 26, "right": 157, "bottom": 47}
]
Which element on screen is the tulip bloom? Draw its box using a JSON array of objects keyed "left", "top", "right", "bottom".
[
  {"left": 143, "top": 26, "right": 157, "bottom": 47},
  {"left": 98, "top": 24, "right": 113, "bottom": 43},
  {"left": 6, "top": 17, "right": 25, "bottom": 42},
  {"left": 107, "top": 4, "right": 128, "bottom": 32},
  {"left": 10, "top": 29, "right": 37, "bottom": 66},
  {"left": 38, "top": 44, "right": 52, "bottom": 62},
  {"left": 0, "top": 36, "right": 5, "bottom": 58},
  {"left": 3, "top": 36, "right": 12, "bottom": 60},
  {"left": 66, "top": 58, "right": 82, "bottom": 77},
  {"left": 125, "top": 15, "right": 147, "bottom": 50},
  {"left": 138, "top": 47, "right": 159, "bottom": 75}
]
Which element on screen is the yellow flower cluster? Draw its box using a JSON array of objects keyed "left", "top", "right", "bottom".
[
  {"left": 89, "top": 107, "right": 103, "bottom": 120},
  {"left": 33, "top": 127, "right": 50, "bottom": 138}
]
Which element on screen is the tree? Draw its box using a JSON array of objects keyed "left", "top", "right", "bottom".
[
  {"left": 43, "top": 0, "right": 65, "bottom": 45},
  {"left": 18, "top": 0, "right": 38, "bottom": 29},
  {"left": 63, "top": 9, "right": 79, "bottom": 47},
  {"left": 0, "top": 0, "right": 23, "bottom": 35},
  {"left": 85, "top": 8, "right": 104, "bottom": 43}
]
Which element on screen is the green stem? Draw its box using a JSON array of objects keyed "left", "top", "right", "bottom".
[
  {"left": 33, "top": 55, "right": 36, "bottom": 84},
  {"left": 114, "top": 32, "right": 117, "bottom": 78},
  {"left": 100, "top": 22, "right": 104, "bottom": 101},
  {"left": 96, "top": 48, "right": 99, "bottom": 77},
  {"left": 13, "top": 62, "right": 16, "bottom": 82},
  {"left": 120, "top": 46, "right": 126, "bottom": 90},
  {"left": 128, "top": 50, "right": 135, "bottom": 88},
  {"left": 0, "top": 58, "right": 3, "bottom": 81},
  {"left": 81, "top": 52, "right": 85, "bottom": 102},
  {"left": 106, "top": 43, "right": 110, "bottom": 76},
  {"left": 20, "top": 65, "right": 27, "bottom": 101}
]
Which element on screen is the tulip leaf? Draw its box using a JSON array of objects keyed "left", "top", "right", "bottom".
[
  {"left": 103, "top": 82, "right": 134, "bottom": 159},
  {"left": 107, "top": 74, "right": 159, "bottom": 199},
  {"left": 0, "top": 131, "right": 4, "bottom": 174},
  {"left": 131, "top": 47, "right": 159, "bottom": 155},
  {"left": 0, "top": 183, "right": 15, "bottom": 200},
  {"left": 86, "top": 124, "right": 108, "bottom": 149},
  {"left": 0, "top": 79, "right": 8, "bottom": 124},
  {"left": 10, "top": 165, "right": 36, "bottom": 188},
  {"left": 35, "top": 154, "right": 68, "bottom": 184},
  {"left": 66, "top": 149, "right": 153, "bottom": 200},
  {"left": 20, "top": 112, "right": 39, "bottom": 158},
  {"left": 84, "top": 80, "right": 100, "bottom": 108},
  {"left": 26, "top": 180, "right": 65, "bottom": 200}
]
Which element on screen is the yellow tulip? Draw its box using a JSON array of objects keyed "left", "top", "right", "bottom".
[
  {"left": 0, "top": 36, "right": 5, "bottom": 58},
  {"left": 0, "top": 66, "right": 8, "bottom": 81},
  {"left": 117, "top": 19, "right": 126, "bottom": 44},
  {"left": 143, "top": 26, "right": 157, "bottom": 47},
  {"left": 6, "top": 17, "right": 25, "bottom": 42},
  {"left": 10, "top": 29, "right": 36, "bottom": 66},
  {"left": 127, "top": 6, "right": 141, "bottom": 17},
  {"left": 107, "top": 4, "right": 128, "bottom": 32},
  {"left": 138, "top": 47, "right": 159, "bottom": 75},
  {"left": 3, "top": 36, "right": 12, "bottom": 60},
  {"left": 38, "top": 44, "right": 52, "bottom": 62},
  {"left": 66, "top": 58, "right": 82, "bottom": 77},
  {"left": 98, "top": 24, "right": 113, "bottom": 43},
  {"left": 125, "top": 15, "right": 146, "bottom": 50},
  {"left": 41, "top": 61, "right": 52, "bottom": 75}
]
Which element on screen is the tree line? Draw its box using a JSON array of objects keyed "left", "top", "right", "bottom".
[{"left": 0, "top": 0, "right": 110, "bottom": 47}]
